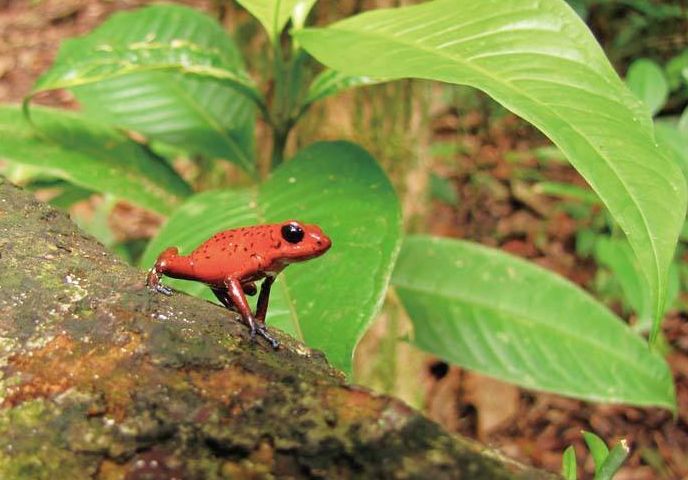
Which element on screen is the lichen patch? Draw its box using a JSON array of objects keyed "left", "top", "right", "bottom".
[
  {"left": 3, "top": 332, "right": 147, "bottom": 420},
  {"left": 322, "top": 386, "right": 388, "bottom": 425},
  {"left": 188, "top": 366, "right": 267, "bottom": 408}
]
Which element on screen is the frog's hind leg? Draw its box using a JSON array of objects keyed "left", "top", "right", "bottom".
[
  {"left": 211, "top": 287, "right": 238, "bottom": 312},
  {"left": 146, "top": 247, "right": 179, "bottom": 296},
  {"left": 213, "top": 282, "right": 279, "bottom": 349},
  {"left": 242, "top": 282, "right": 257, "bottom": 296}
]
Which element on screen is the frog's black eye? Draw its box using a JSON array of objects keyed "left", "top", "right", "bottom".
[{"left": 281, "top": 223, "right": 304, "bottom": 244}]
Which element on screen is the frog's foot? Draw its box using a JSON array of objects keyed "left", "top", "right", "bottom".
[
  {"left": 154, "top": 282, "right": 174, "bottom": 296},
  {"left": 247, "top": 319, "right": 279, "bottom": 349},
  {"left": 146, "top": 247, "right": 179, "bottom": 296},
  {"left": 257, "top": 325, "right": 280, "bottom": 349},
  {"left": 146, "top": 268, "right": 174, "bottom": 296}
]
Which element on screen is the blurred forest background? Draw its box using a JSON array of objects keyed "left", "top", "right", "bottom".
[{"left": 1, "top": 0, "right": 687, "bottom": 478}]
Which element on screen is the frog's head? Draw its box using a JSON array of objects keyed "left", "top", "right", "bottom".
[{"left": 275, "top": 220, "right": 331, "bottom": 263}]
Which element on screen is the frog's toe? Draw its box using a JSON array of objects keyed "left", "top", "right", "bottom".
[
  {"left": 257, "top": 326, "right": 280, "bottom": 349},
  {"left": 156, "top": 284, "right": 174, "bottom": 296}
]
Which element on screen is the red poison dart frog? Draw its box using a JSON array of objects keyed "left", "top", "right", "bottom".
[{"left": 146, "top": 221, "right": 332, "bottom": 348}]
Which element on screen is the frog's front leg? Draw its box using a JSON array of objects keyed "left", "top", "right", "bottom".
[
  {"left": 222, "top": 277, "right": 279, "bottom": 349},
  {"left": 255, "top": 276, "right": 275, "bottom": 325},
  {"left": 145, "top": 247, "right": 179, "bottom": 296}
]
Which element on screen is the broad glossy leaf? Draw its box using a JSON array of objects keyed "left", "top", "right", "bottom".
[
  {"left": 141, "top": 141, "right": 402, "bottom": 373},
  {"left": 48, "top": 185, "right": 94, "bottom": 209},
  {"left": 655, "top": 120, "right": 688, "bottom": 181},
  {"left": 30, "top": 5, "right": 258, "bottom": 173},
  {"left": 296, "top": 0, "right": 688, "bottom": 343},
  {"left": 594, "top": 236, "right": 651, "bottom": 326},
  {"left": 594, "top": 236, "right": 679, "bottom": 332},
  {"left": 534, "top": 181, "right": 600, "bottom": 205},
  {"left": 292, "top": 0, "right": 318, "bottom": 30},
  {"left": 15, "top": 176, "right": 94, "bottom": 209},
  {"left": 566, "top": 0, "right": 589, "bottom": 20},
  {"left": 666, "top": 50, "right": 688, "bottom": 91},
  {"left": 392, "top": 236, "right": 675, "bottom": 409},
  {"left": 26, "top": 180, "right": 94, "bottom": 209},
  {"left": 680, "top": 107, "right": 688, "bottom": 135},
  {"left": 0, "top": 106, "right": 190, "bottom": 215},
  {"left": 625, "top": 59, "right": 668, "bottom": 116},
  {"left": 305, "top": 69, "right": 382, "bottom": 105},
  {"left": 236, "top": 0, "right": 317, "bottom": 39}
]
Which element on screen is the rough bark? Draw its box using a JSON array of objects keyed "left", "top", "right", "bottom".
[{"left": 0, "top": 178, "right": 557, "bottom": 479}]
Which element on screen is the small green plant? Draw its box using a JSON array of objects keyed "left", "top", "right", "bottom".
[
  {"left": 562, "top": 431, "right": 630, "bottom": 480},
  {"left": 0, "top": 0, "right": 684, "bottom": 410}
]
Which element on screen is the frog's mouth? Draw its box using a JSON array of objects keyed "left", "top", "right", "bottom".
[
  {"left": 286, "top": 230, "right": 332, "bottom": 263},
  {"left": 312, "top": 232, "right": 332, "bottom": 254}
]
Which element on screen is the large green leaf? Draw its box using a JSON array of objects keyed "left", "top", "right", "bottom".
[
  {"left": 236, "top": 0, "right": 317, "bottom": 39},
  {"left": 680, "top": 107, "right": 688, "bottom": 135},
  {"left": 594, "top": 236, "right": 651, "bottom": 326},
  {"left": 304, "top": 69, "right": 382, "bottom": 105},
  {"left": 666, "top": 50, "right": 688, "bottom": 91},
  {"left": 625, "top": 59, "right": 668, "bottom": 116},
  {"left": 593, "top": 235, "right": 680, "bottom": 332},
  {"left": 655, "top": 120, "right": 688, "bottom": 181},
  {"left": 392, "top": 236, "right": 675, "bottom": 409},
  {"left": 0, "top": 106, "right": 191, "bottom": 215},
  {"left": 141, "top": 141, "right": 402, "bottom": 373},
  {"left": 295, "top": 0, "right": 688, "bottom": 343},
  {"left": 29, "top": 5, "right": 258, "bottom": 173}
]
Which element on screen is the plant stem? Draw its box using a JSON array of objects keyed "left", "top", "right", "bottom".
[
  {"left": 270, "top": 34, "right": 289, "bottom": 168},
  {"left": 271, "top": 125, "right": 289, "bottom": 168}
]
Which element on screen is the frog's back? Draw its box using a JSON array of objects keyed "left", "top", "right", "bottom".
[{"left": 187, "top": 225, "right": 280, "bottom": 284}]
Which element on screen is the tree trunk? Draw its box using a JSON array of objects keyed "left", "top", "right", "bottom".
[{"left": 0, "top": 178, "right": 557, "bottom": 479}]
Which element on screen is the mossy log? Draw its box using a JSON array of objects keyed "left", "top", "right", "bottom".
[{"left": 0, "top": 178, "right": 557, "bottom": 479}]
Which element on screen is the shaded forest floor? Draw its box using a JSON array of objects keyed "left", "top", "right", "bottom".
[{"left": 1, "top": 0, "right": 686, "bottom": 478}]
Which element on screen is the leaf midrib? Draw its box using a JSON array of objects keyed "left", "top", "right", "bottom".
[
  {"left": 416, "top": 298, "right": 612, "bottom": 395},
  {"left": 165, "top": 76, "right": 253, "bottom": 172},
  {"left": 393, "top": 280, "right": 663, "bottom": 382},
  {"left": 54, "top": 66, "right": 254, "bottom": 172},
  {"left": 32, "top": 62, "right": 257, "bottom": 174},
  {"left": 412, "top": 320, "right": 665, "bottom": 405},
  {"left": 31, "top": 125, "right": 182, "bottom": 209}
]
